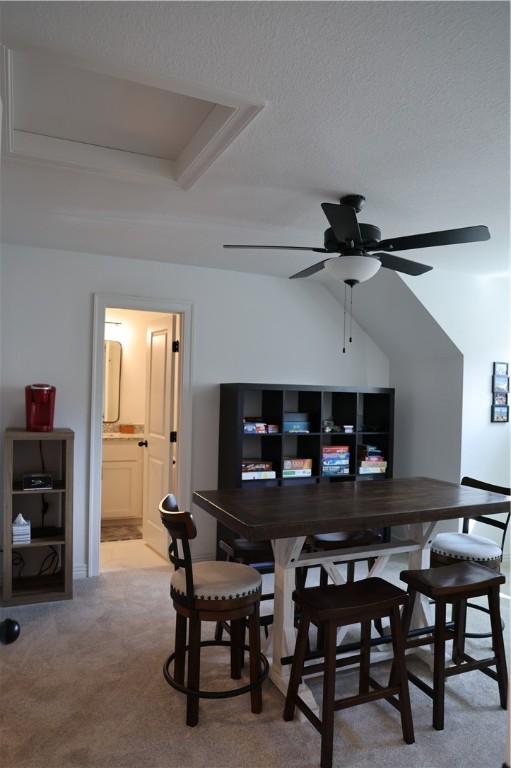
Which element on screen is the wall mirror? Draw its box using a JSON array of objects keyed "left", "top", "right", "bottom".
[{"left": 103, "top": 340, "right": 122, "bottom": 422}]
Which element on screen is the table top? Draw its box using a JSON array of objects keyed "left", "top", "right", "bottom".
[{"left": 193, "top": 477, "right": 510, "bottom": 541}]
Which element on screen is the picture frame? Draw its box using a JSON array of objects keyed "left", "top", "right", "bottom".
[
  {"left": 491, "top": 405, "right": 509, "bottom": 423},
  {"left": 493, "top": 362, "right": 508, "bottom": 376},
  {"left": 493, "top": 392, "right": 508, "bottom": 406},
  {"left": 492, "top": 374, "right": 509, "bottom": 394}
]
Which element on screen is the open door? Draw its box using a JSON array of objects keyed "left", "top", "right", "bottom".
[{"left": 142, "top": 314, "right": 180, "bottom": 557}]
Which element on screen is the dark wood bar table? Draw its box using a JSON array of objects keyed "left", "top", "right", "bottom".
[{"left": 193, "top": 477, "right": 509, "bottom": 699}]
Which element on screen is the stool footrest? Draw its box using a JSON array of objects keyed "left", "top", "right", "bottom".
[
  {"left": 369, "top": 676, "right": 402, "bottom": 712},
  {"left": 408, "top": 671, "right": 434, "bottom": 699},
  {"left": 294, "top": 694, "right": 322, "bottom": 733},
  {"left": 445, "top": 654, "right": 498, "bottom": 678},
  {"left": 302, "top": 652, "right": 362, "bottom": 677},
  {"left": 163, "top": 639, "right": 268, "bottom": 699},
  {"left": 334, "top": 686, "right": 401, "bottom": 711}
]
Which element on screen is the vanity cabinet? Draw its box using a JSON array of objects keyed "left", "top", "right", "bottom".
[{"left": 101, "top": 439, "right": 142, "bottom": 519}]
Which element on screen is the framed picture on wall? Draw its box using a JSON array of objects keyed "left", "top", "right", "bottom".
[
  {"left": 491, "top": 405, "right": 509, "bottom": 423},
  {"left": 493, "top": 362, "right": 508, "bottom": 376},
  {"left": 492, "top": 375, "right": 509, "bottom": 393},
  {"left": 493, "top": 392, "right": 508, "bottom": 406}
]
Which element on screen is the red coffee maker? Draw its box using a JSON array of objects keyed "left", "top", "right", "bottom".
[{"left": 25, "top": 384, "right": 56, "bottom": 432}]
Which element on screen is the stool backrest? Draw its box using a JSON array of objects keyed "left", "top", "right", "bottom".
[
  {"left": 159, "top": 493, "right": 197, "bottom": 603},
  {"left": 461, "top": 476, "right": 511, "bottom": 551}
]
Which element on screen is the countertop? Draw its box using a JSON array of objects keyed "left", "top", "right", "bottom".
[{"left": 102, "top": 433, "right": 144, "bottom": 440}]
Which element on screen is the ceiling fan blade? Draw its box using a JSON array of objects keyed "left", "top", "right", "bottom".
[
  {"left": 321, "top": 203, "right": 361, "bottom": 244},
  {"left": 372, "top": 225, "right": 490, "bottom": 252},
  {"left": 375, "top": 253, "right": 433, "bottom": 276},
  {"left": 223, "top": 244, "right": 327, "bottom": 252},
  {"left": 289, "top": 259, "right": 330, "bottom": 279}
]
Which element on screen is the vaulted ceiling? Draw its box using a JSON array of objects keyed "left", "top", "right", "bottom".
[{"left": 1, "top": 2, "right": 509, "bottom": 277}]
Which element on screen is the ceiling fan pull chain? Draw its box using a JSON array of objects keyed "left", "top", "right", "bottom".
[
  {"left": 342, "top": 283, "right": 347, "bottom": 354},
  {"left": 349, "top": 284, "right": 353, "bottom": 343}
]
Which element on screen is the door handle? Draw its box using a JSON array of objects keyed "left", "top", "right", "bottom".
[{"left": 138, "top": 440, "right": 148, "bottom": 447}]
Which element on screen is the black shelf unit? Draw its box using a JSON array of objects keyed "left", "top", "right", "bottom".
[{"left": 217, "top": 383, "right": 395, "bottom": 550}]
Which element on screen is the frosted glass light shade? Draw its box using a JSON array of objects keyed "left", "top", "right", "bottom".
[{"left": 324, "top": 255, "right": 381, "bottom": 284}]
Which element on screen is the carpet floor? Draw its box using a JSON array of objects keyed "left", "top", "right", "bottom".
[{"left": 1, "top": 558, "right": 509, "bottom": 768}]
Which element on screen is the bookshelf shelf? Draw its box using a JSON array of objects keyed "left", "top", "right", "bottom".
[
  {"left": 217, "top": 383, "right": 394, "bottom": 553},
  {"left": 12, "top": 485, "right": 67, "bottom": 495}
]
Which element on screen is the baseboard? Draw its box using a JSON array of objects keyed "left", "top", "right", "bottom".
[{"left": 73, "top": 563, "right": 88, "bottom": 579}]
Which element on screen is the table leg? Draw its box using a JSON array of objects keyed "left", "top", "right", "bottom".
[
  {"left": 407, "top": 522, "right": 437, "bottom": 667},
  {"left": 270, "top": 536, "right": 319, "bottom": 714},
  {"left": 270, "top": 537, "right": 305, "bottom": 691},
  {"left": 407, "top": 522, "right": 437, "bottom": 629}
]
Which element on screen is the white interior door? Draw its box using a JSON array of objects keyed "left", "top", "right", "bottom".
[{"left": 142, "top": 314, "right": 179, "bottom": 557}]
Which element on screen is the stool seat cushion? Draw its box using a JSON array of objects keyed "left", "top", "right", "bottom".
[
  {"left": 171, "top": 561, "right": 262, "bottom": 601},
  {"left": 400, "top": 561, "right": 505, "bottom": 598},
  {"left": 431, "top": 532, "right": 502, "bottom": 562},
  {"left": 310, "top": 530, "right": 382, "bottom": 551},
  {"left": 294, "top": 577, "right": 407, "bottom": 620}
]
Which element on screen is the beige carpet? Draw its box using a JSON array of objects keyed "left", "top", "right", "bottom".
[{"left": 1, "top": 558, "right": 509, "bottom": 768}]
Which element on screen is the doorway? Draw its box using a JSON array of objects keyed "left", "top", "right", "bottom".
[{"left": 88, "top": 294, "right": 193, "bottom": 578}]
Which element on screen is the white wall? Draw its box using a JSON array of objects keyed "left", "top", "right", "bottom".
[
  {"left": 0, "top": 244, "right": 390, "bottom": 574},
  {"left": 104, "top": 307, "right": 163, "bottom": 426},
  {"left": 327, "top": 269, "right": 464, "bottom": 486},
  {"left": 401, "top": 269, "right": 510, "bottom": 555},
  {"left": 402, "top": 270, "right": 510, "bottom": 486}
]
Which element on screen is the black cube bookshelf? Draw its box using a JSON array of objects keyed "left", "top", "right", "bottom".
[{"left": 217, "top": 383, "right": 394, "bottom": 550}]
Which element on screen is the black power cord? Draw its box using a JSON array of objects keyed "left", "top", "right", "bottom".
[
  {"left": 12, "top": 550, "right": 25, "bottom": 578},
  {"left": 38, "top": 546, "right": 59, "bottom": 576},
  {"left": 38, "top": 441, "right": 49, "bottom": 529}
]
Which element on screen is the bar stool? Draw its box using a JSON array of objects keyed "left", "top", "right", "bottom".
[
  {"left": 284, "top": 578, "right": 415, "bottom": 768},
  {"left": 160, "top": 495, "right": 269, "bottom": 726},
  {"left": 215, "top": 537, "right": 275, "bottom": 641},
  {"left": 430, "top": 477, "right": 510, "bottom": 660},
  {"left": 399, "top": 561, "right": 508, "bottom": 730},
  {"left": 303, "top": 530, "right": 385, "bottom": 646}
]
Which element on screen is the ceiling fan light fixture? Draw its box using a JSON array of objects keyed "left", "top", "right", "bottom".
[{"left": 324, "top": 255, "right": 381, "bottom": 284}]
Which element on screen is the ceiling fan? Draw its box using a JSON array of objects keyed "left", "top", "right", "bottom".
[{"left": 223, "top": 194, "right": 490, "bottom": 285}]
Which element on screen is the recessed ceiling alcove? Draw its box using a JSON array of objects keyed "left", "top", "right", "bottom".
[{"left": 1, "top": 47, "right": 264, "bottom": 189}]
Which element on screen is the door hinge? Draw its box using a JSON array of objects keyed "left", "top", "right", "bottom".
[
  {"left": 170, "top": 431, "right": 178, "bottom": 443},
  {"left": 172, "top": 340, "right": 180, "bottom": 353}
]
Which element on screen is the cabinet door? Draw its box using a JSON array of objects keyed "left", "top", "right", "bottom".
[{"left": 102, "top": 458, "right": 141, "bottom": 519}]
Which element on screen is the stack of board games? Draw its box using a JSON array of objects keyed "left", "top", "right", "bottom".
[
  {"left": 283, "top": 412, "right": 310, "bottom": 433},
  {"left": 358, "top": 444, "right": 387, "bottom": 474},
  {"left": 282, "top": 458, "right": 313, "bottom": 478},
  {"left": 322, "top": 445, "right": 350, "bottom": 476},
  {"left": 241, "top": 460, "right": 276, "bottom": 480}
]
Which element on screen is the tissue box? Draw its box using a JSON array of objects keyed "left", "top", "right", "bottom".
[{"left": 12, "top": 513, "right": 31, "bottom": 544}]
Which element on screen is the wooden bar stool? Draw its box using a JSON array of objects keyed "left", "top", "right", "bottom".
[
  {"left": 304, "top": 530, "right": 384, "bottom": 646},
  {"left": 160, "top": 495, "right": 269, "bottom": 726},
  {"left": 283, "top": 578, "right": 415, "bottom": 768},
  {"left": 430, "top": 477, "right": 510, "bottom": 660},
  {"left": 399, "top": 561, "right": 508, "bottom": 730},
  {"left": 215, "top": 537, "right": 275, "bottom": 641}
]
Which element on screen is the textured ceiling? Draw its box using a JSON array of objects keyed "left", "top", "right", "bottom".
[{"left": 0, "top": 1, "right": 509, "bottom": 277}]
